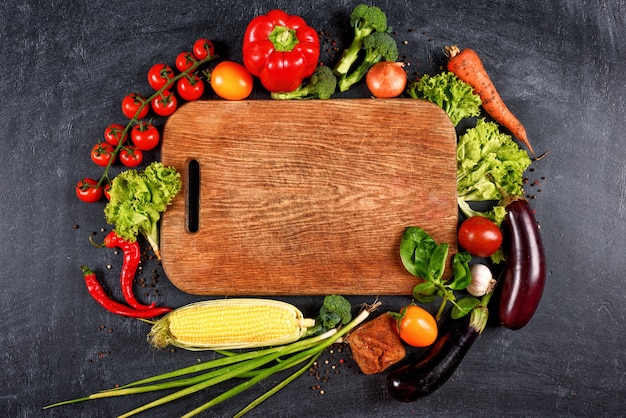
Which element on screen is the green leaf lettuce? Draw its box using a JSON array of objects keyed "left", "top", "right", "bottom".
[
  {"left": 104, "top": 162, "right": 182, "bottom": 259},
  {"left": 457, "top": 118, "right": 531, "bottom": 225},
  {"left": 407, "top": 71, "right": 482, "bottom": 126}
]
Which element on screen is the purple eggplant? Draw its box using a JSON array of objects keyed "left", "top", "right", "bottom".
[
  {"left": 498, "top": 195, "right": 546, "bottom": 330},
  {"left": 386, "top": 311, "right": 483, "bottom": 402}
]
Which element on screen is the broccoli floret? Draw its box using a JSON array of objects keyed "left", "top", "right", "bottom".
[
  {"left": 321, "top": 295, "right": 352, "bottom": 325},
  {"left": 270, "top": 66, "right": 337, "bottom": 100},
  {"left": 307, "top": 295, "right": 352, "bottom": 336},
  {"left": 333, "top": 4, "right": 388, "bottom": 76},
  {"left": 337, "top": 31, "right": 398, "bottom": 92}
]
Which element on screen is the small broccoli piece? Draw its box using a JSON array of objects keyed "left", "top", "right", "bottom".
[
  {"left": 333, "top": 4, "right": 388, "bottom": 76},
  {"left": 337, "top": 31, "right": 398, "bottom": 92},
  {"left": 270, "top": 66, "right": 337, "bottom": 100},
  {"left": 321, "top": 295, "right": 352, "bottom": 325},
  {"left": 307, "top": 295, "right": 353, "bottom": 336}
]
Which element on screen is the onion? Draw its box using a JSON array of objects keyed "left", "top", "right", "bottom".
[{"left": 366, "top": 61, "right": 407, "bottom": 98}]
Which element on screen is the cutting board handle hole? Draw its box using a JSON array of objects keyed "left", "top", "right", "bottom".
[{"left": 186, "top": 159, "right": 200, "bottom": 233}]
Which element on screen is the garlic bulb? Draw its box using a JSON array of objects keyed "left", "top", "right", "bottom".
[{"left": 467, "top": 264, "right": 496, "bottom": 297}]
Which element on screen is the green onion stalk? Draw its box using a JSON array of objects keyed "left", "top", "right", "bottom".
[{"left": 44, "top": 303, "right": 380, "bottom": 417}]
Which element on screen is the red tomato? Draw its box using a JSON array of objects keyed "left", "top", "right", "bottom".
[
  {"left": 177, "top": 74, "right": 205, "bottom": 101},
  {"left": 151, "top": 90, "right": 178, "bottom": 116},
  {"left": 366, "top": 61, "right": 407, "bottom": 98},
  {"left": 175, "top": 51, "right": 197, "bottom": 72},
  {"left": 210, "top": 61, "right": 253, "bottom": 101},
  {"left": 147, "top": 63, "right": 175, "bottom": 90},
  {"left": 104, "top": 123, "right": 127, "bottom": 146},
  {"left": 458, "top": 216, "right": 503, "bottom": 257},
  {"left": 103, "top": 183, "right": 111, "bottom": 200},
  {"left": 76, "top": 178, "right": 103, "bottom": 203},
  {"left": 192, "top": 38, "right": 215, "bottom": 60},
  {"left": 131, "top": 122, "right": 160, "bottom": 151},
  {"left": 119, "top": 146, "right": 143, "bottom": 167},
  {"left": 395, "top": 304, "right": 438, "bottom": 347},
  {"left": 91, "top": 143, "right": 116, "bottom": 167},
  {"left": 121, "top": 93, "right": 149, "bottom": 120}
]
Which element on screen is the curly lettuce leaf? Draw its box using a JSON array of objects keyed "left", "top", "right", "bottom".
[
  {"left": 104, "top": 162, "right": 182, "bottom": 258},
  {"left": 457, "top": 119, "right": 531, "bottom": 225},
  {"left": 407, "top": 72, "right": 482, "bottom": 126},
  {"left": 142, "top": 161, "right": 183, "bottom": 211}
]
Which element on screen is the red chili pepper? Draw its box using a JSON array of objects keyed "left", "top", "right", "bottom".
[
  {"left": 242, "top": 9, "right": 320, "bottom": 93},
  {"left": 81, "top": 266, "right": 172, "bottom": 318},
  {"left": 103, "top": 231, "right": 155, "bottom": 310}
]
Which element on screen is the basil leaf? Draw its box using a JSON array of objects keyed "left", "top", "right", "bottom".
[
  {"left": 414, "top": 293, "right": 437, "bottom": 304},
  {"left": 412, "top": 281, "right": 437, "bottom": 302},
  {"left": 451, "top": 296, "right": 480, "bottom": 319},
  {"left": 448, "top": 251, "right": 472, "bottom": 290},
  {"left": 427, "top": 243, "right": 449, "bottom": 282},
  {"left": 399, "top": 227, "right": 437, "bottom": 279}
]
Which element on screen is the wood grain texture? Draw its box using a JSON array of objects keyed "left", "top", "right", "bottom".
[{"left": 160, "top": 99, "right": 457, "bottom": 295}]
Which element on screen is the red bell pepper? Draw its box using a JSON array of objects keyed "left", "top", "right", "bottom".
[{"left": 242, "top": 9, "right": 320, "bottom": 93}]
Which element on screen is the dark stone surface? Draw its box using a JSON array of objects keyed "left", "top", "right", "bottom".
[{"left": 1, "top": 1, "right": 624, "bottom": 416}]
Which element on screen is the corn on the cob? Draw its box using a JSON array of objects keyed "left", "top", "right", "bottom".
[{"left": 147, "top": 298, "right": 316, "bottom": 350}]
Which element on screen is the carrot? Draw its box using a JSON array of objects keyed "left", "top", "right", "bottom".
[{"left": 445, "top": 45, "right": 537, "bottom": 158}]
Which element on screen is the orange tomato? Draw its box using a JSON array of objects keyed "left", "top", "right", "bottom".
[
  {"left": 210, "top": 61, "right": 253, "bottom": 101},
  {"left": 395, "top": 304, "right": 438, "bottom": 347}
]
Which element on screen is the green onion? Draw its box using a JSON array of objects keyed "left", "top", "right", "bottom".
[{"left": 44, "top": 304, "right": 379, "bottom": 417}]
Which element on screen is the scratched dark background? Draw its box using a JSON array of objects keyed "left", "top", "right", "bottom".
[{"left": 1, "top": 1, "right": 625, "bottom": 417}]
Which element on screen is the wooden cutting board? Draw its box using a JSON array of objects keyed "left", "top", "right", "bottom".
[{"left": 160, "top": 99, "right": 457, "bottom": 295}]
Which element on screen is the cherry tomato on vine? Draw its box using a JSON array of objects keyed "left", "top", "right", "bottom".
[
  {"left": 192, "top": 38, "right": 215, "bottom": 60},
  {"left": 210, "top": 61, "right": 253, "bottom": 101},
  {"left": 90, "top": 143, "right": 116, "bottom": 167},
  {"left": 119, "top": 146, "right": 143, "bottom": 167},
  {"left": 121, "top": 93, "right": 149, "bottom": 120},
  {"left": 151, "top": 90, "right": 178, "bottom": 116},
  {"left": 458, "top": 216, "right": 503, "bottom": 257},
  {"left": 103, "top": 183, "right": 111, "bottom": 200},
  {"left": 177, "top": 74, "right": 205, "bottom": 101},
  {"left": 104, "top": 123, "right": 127, "bottom": 146},
  {"left": 131, "top": 122, "right": 160, "bottom": 151},
  {"left": 147, "top": 63, "right": 175, "bottom": 90},
  {"left": 175, "top": 51, "right": 197, "bottom": 72},
  {"left": 76, "top": 178, "right": 103, "bottom": 203},
  {"left": 395, "top": 304, "right": 438, "bottom": 347}
]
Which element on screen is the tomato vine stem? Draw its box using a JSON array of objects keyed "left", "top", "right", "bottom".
[{"left": 96, "top": 53, "right": 220, "bottom": 188}]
